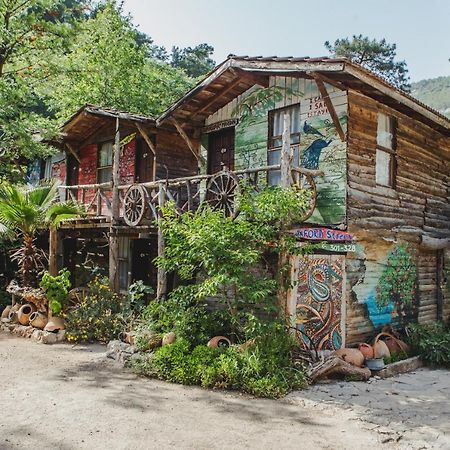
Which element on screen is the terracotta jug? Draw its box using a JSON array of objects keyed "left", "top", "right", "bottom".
[
  {"left": 17, "top": 304, "right": 37, "bottom": 326},
  {"left": 373, "top": 339, "right": 390, "bottom": 359},
  {"left": 8, "top": 304, "right": 22, "bottom": 323},
  {"left": 332, "top": 348, "right": 365, "bottom": 367},
  {"left": 358, "top": 343, "right": 374, "bottom": 359},
  {"left": 29, "top": 311, "right": 48, "bottom": 329},
  {"left": 207, "top": 336, "right": 231, "bottom": 348}
]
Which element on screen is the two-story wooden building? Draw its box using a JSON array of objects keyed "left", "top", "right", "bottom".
[{"left": 50, "top": 56, "right": 450, "bottom": 349}]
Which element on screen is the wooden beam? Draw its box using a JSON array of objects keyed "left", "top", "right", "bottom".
[
  {"left": 65, "top": 143, "right": 81, "bottom": 164},
  {"left": 49, "top": 227, "right": 58, "bottom": 276},
  {"left": 314, "top": 75, "right": 346, "bottom": 142},
  {"left": 280, "top": 112, "right": 292, "bottom": 187},
  {"left": 171, "top": 118, "right": 205, "bottom": 165},
  {"left": 76, "top": 120, "right": 111, "bottom": 150},
  {"left": 156, "top": 185, "right": 167, "bottom": 299},
  {"left": 237, "top": 69, "right": 270, "bottom": 88},
  {"left": 112, "top": 117, "right": 121, "bottom": 222}
]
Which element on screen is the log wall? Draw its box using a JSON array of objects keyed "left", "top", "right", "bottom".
[{"left": 345, "top": 91, "right": 450, "bottom": 344}]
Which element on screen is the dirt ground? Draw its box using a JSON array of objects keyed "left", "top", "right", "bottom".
[{"left": 0, "top": 334, "right": 448, "bottom": 450}]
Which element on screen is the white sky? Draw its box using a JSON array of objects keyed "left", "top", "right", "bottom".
[{"left": 122, "top": 0, "right": 450, "bottom": 82}]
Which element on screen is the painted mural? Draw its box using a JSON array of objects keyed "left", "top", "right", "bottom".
[
  {"left": 202, "top": 76, "right": 348, "bottom": 226},
  {"left": 352, "top": 241, "right": 418, "bottom": 329},
  {"left": 295, "top": 254, "right": 344, "bottom": 351}
]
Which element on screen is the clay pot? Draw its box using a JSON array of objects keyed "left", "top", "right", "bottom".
[
  {"left": 373, "top": 339, "right": 390, "bottom": 359},
  {"left": 207, "top": 336, "right": 231, "bottom": 348},
  {"left": 29, "top": 311, "right": 48, "bottom": 329},
  {"left": 17, "top": 303, "right": 37, "bottom": 326},
  {"left": 1, "top": 305, "right": 12, "bottom": 319},
  {"left": 358, "top": 343, "right": 374, "bottom": 360},
  {"left": 162, "top": 332, "right": 176, "bottom": 346},
  {"left": 8, "top": 304, "right": 22, "bottom": 323},
  {"left": 44, "top": 316, "right": 66, "bottom": 332},
  {"left": 119, "top": 331, "right": 135, "bottom": 345},
  {"left": 332, "top": 348, "right": 365, "bottom": 367},
  {"left": 384, "top": 336, "right": 402, "bottom": 355}
]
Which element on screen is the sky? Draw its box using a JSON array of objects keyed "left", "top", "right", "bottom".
[{"left": 121, "top": 0, "right": 449, "bottom": 82}]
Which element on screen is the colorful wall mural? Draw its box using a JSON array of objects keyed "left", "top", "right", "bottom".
[
  {"left": 202, "top": 76, "right": 348, "bottom": 226},
  {"left": 295, "top": 254, "right": 344, "bottom": 351},
  {"left": 352, "top": 241, "right": 418, "bottom": 329}
]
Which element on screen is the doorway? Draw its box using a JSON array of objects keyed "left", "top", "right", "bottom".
[{"left": 207, "top": 128, "right": 235, "bottom": 174}]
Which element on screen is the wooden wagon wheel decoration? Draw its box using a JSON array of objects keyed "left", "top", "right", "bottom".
[
  {"left": 206, "top": 171, "right": 241, "bottom": 218},
  {"left": 292, "top": 172, "right": 317, "bottom": 222},
  {"left": 123, "top": 184, "right": 147, "bottom": 226}
]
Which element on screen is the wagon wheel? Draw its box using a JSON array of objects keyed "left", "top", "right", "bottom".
[
  {"left": 67, "top": 287, "right": 89, "bottom": 308},
  {"left": 123, "top": 185, "right": 147, "bottom": 226},
  {"left": 206, "top": 171, "right": 241, "bottom": 218},
  {"left": 292, "top": 172, "right": 317, "bottom": 221}
]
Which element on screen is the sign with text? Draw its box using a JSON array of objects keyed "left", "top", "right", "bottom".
[
  {"left": 292, "top": 227, "right": 353, "bottom": 242},
  {"left": 315, "top": 242, "right": 357, "bottom": 253}
]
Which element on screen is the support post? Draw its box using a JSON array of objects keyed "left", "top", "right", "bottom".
[
  {"left": 109, "top": 117, "right": 120, "bottom": 292},
  {"left": 49, "top": 227, "right": 58, "bottom": 276},
  {"left": 156, "top": 184, "right": 167, "bottom": 299},
  {"left": 278, "top": 112, "right": 292, "bottom": 319}
]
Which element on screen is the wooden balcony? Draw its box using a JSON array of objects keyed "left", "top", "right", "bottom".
[{"left": 58, "top": 164, "right": 322, "bottom": 227}]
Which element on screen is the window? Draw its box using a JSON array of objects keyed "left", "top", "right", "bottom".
[
  {"left": 376, "top": 113, "right": 396, "bottom": 188},
  {"left": 268, "top": 104, "right": 300, "bottom": 185},
  {"left": 97, "top": 142, "right": 113, "bottom": 183}
]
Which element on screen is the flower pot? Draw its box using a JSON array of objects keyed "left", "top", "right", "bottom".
[
  {"left": 1, "top": 305, "right": 12, "bottom": 320},
  {"left": 358, "top": 343, "right": 374, "bottom": 360},
  {"left": 29, "top": 311, "right": 48, "bottom": 329},
  {"left": 332, "top": 348, "right": 365, "bottom": 367},
  {"left": 44, "top": 316, "right": 66, "bottom": 332},
  {"left": 365, "top": 357, "right": 385, "bottom": 371},
  {"left": 162, "top": 332, "right": 176, "bottom": 346},
  {"left": 207, "top": 336, "right": 231, "bottom": 348},
  {"left": 17, "top": 304, "right": 37, "bottom": 326},
  {"left": 373, "top": 339, "right": 390, "bottom": 359}
]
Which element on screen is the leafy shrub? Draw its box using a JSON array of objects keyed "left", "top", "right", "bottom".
[
  {"left": 406, "top": 322, "right": 450, "bottom": 367},
  {"left": 40, "top": 269, "right": 71, "bottom": 315},
  {"left": 65, "top": 276, "right": 133, "bottom": 343}
]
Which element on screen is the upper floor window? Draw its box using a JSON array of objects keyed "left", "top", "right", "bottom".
[
  {"left": 98, "top": 141, "right": 113, "bottom": 183},
  {"left": 268, "top": 104, "right": 300, "bottom": 184},
  {"left": 376, "top": 113, "right": 396, "bottom": 188}
]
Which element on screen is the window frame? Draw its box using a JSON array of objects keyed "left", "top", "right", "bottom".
[
  {"left": 268, "top": 103, "right": 301, "bottom": 152},
  {"left": 375, "top": 113, "right": 397, "bottom": 189},
  {"left": 97, "top": 140, "right": 113, "bottom": 184}
]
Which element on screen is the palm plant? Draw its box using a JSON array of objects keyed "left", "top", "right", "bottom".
[{"left": 0, "top": 182, "right": 83, "bottom": 287}]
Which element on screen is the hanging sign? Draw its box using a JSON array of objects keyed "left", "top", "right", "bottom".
[
  {"left": 292, "top": 227, "right": 353, "bottom": 242},
  {"left": 314, "top": 242, "right": 357, "bottom": 253}
]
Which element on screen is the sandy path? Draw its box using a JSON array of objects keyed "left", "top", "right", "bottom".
[{"left": 0, "top": 334, "right": 390, "bottom": 450}]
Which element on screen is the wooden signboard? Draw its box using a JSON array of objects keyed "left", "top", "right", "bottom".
[
  {"left": 314, "top": 242, "right": 357, "bottom": 253},
  {"left": 292, "top": 227, "right": 353, "bottom": 242}
]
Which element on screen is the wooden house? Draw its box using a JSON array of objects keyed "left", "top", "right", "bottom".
[{"left": 51, "top": 56, "right": 450, "bottom": 350}]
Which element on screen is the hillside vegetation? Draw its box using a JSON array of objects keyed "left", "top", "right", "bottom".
[{"left": 411, "top": 76, "right": 450, "bottom": 117}]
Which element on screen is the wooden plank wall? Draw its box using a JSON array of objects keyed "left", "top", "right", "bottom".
[{"left": 345, "top": 90, "right": 450, "bottom": 343}]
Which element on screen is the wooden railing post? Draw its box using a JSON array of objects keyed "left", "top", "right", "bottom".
[
  {"left": 49, "top": 227, "right": 58, "bottom": 276},
  {"left": 157, "top": 183, "right": 167, "bottom": 299},
  {"left": 109, "top": 117, "right": 120, "bottom": 292},
  {"left": 280, "top": 112, "right": 292, "bottom": 188}
]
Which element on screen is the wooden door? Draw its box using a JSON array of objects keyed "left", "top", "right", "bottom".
[
  {"left": 66, "top": 154, "right": 79, "bottom": 186},
  {"left": 293, "top": 254, "right": 345, "bottom": 352},
  {"left": 135, "top": 136, "right": 154, "bottom": 183},
  {"left": 207, "top": 128, "right": 235, "bottom": 174}
]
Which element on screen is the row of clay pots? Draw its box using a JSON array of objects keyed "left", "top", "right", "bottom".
[{"left": 2, "top": 303, "right": 65, "bottom": 332}]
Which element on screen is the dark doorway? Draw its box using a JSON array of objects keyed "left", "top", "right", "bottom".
[
  {"left": 207, "top": 128, "right": 235, "bottom": 174},
  {"left": 131, "top": 237, "right": 157, "bottom": 287},
  {"left": 135, "top": 135, "right": 155, "bottom": 183},
  {"left": 66, "top": 154, "right": 79, "bottom": 186}
]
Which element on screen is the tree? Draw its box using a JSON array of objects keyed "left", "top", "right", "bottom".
[
  {"left": 0, "top": 0, "right": 86, "bottom": 179},
  {"left": 170, "top": 43, "right": 215, "bottom": 78},
  {"left": 0, "top": 181, "right": 81, "bottom": 286},
  {"left": 46, "top": 1, "right": 194, "bottom": 119},
  {"left": 324, "top": 35, "right": 411, "bottom": 91}
]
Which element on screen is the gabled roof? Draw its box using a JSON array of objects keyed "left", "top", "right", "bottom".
[
  {"left": 61, "top": 104, "right": 156, "bottom": 144},
  {"left": 157, "top": 55, "right": 450, "bottom": 136}
]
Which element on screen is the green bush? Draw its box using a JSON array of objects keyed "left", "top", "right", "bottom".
[
  {"left": 65, "top": 276, "right": 133, "bottom": 343},
  {"left": 40, "top": 269, "right": 71, "bottom": 315},
  {"left": 406, "top": 322, "right": 450, "bottom": 367}
]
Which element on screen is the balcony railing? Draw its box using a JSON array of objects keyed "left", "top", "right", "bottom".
[{"left": 59, "top": 164, "right": 322, "bottom": 226}]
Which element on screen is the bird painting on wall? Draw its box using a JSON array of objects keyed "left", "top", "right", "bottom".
[
  {"left": 301, "top": 139, "right": 332, "bottom": 170},
  {"left": 303, "top": 120, "right": 325, "bottom": 138}
]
